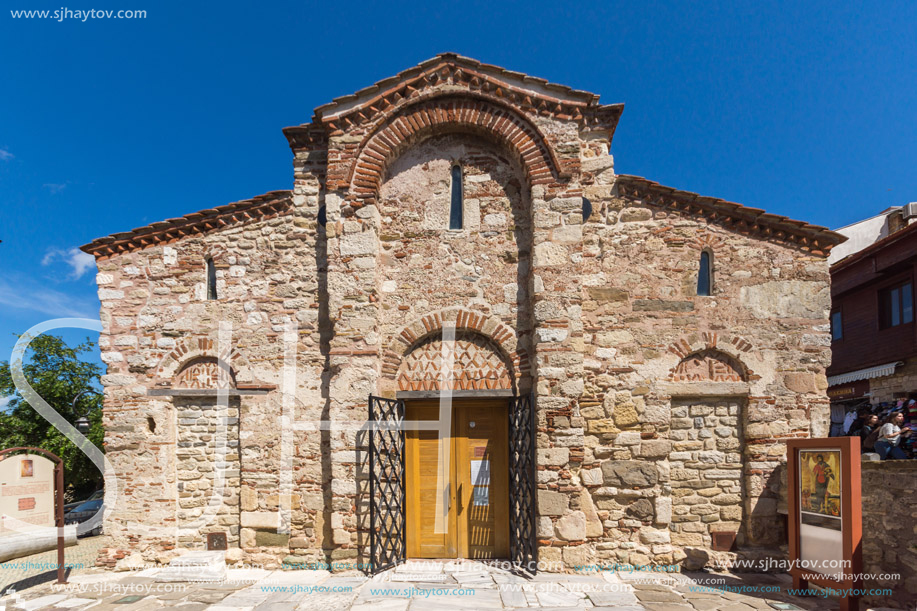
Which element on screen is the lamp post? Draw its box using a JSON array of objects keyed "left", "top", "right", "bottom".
[{"left": 72, "top": 389, "right": 100, "bottom": 434}]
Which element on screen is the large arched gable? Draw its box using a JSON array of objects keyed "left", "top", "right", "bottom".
[{"left": 345, "top": 95, "right": 563, "bottom": 206}]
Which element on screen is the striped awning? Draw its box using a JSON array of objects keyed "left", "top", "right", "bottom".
[{"left": 828, "top": 361, "right": 902, "bottom": 387}]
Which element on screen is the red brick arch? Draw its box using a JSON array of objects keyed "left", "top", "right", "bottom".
[
  {"left": 347, "top": 95, "right": 562, "bottom": 205},
  {"left": 381, "top": 307, "right": 531, "bottom": 387},
  {"left": 156, "top": 337, "right": 252, "bottom": 385}
]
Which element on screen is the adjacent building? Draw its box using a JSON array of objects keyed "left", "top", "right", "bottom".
[
  {"left": 828, "top": 205, "right": 917, "bottom": 413},
  {"left": 81, "top": 54, "right": 844, "bottom": 572}
]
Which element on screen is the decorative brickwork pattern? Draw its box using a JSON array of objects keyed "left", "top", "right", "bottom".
[
  {"left": 174, "top": 357, "right": 235, "bottom": 389},
  {"left": 671, "top": 350, "right": 745, "bottom": 382},
  {"left": 397, "top": 332, "right": 513, "bottom": 391}
]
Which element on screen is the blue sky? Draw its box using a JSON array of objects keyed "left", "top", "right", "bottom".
[{"left": 1, "top": 0, "right": 916, "bottom": 374}]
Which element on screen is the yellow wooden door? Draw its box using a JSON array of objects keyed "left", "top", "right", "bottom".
[
  {"left": 404, "top": 399, "right": 509, "bottom": 559},
  {"left": 455, "top": 399, "right": 510, "bottom": 559},
  {"left": 405, "top": 401, "right": 456, "bottom": 558}
]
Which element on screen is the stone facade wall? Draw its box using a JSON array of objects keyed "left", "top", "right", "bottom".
[
  {"left": 86, "top": 55, "right": 839, "bottom": 572},
  {"left": 374, "top": 134, "right": 534, "bottom": 395},
  {"left": 91, "top": 195, "right": 331, "bottom": 567},
  {"left": 861, "top": 460, "right": 917, "bottom": 609},
  {"left": 553, "top": 187, "right": 835, "bottom": 570}
]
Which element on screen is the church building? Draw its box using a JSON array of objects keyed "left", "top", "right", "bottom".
[{"left": 81, "top": 54, "right": 844, "bottom": 572}]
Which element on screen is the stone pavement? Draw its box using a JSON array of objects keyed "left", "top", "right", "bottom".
[
  {"left": 0, "top": 558, "right": 865, "bottom": 611},
  {"left": 0, "top": 536, "right": 107, "bottom": 595}
]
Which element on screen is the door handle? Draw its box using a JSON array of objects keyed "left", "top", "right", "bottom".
[
  {"left": 444, "top": 482, "right": 450, "bottom": 513},
  {"left": 457, "top": 483, "right": 463, "bottom": 514}
]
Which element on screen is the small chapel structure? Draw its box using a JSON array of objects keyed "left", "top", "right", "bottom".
[{"left": 82, "top": 54, "right": 844, "bottom": 571}]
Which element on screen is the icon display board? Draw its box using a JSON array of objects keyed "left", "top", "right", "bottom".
[{"left": 787, "top": 437, "right": 862, "bottom": 611}]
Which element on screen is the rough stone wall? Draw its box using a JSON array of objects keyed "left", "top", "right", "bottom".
[
  {"left": 549, "top": 186, "right": 834, "bottom": 570},
  {"left": 91, "top": 199, "right": 327, "bottom": 567},
  {"left": 375, "top": 134, "right": 533, "bottom": 394},
  {"left": 861, "top": 460, "right": 917, "bottom": 609}
]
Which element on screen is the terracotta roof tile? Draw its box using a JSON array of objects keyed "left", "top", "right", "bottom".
[
  {"left": 312, "top": 53, "right": 603, "bottom": 122},
  {"left": 80, "top": 190, "right": 292, "bottom": 259},
  {"left": 615, "top": 175, "right": 845, "bottom": 256}
]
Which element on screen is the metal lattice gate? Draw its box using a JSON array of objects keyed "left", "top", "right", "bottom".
[
  {"left": 509, "top": 392, "right": 537, "bottom": 571},
  {"left": 368, "top": 395, "right": 406, "bottom": 573}
]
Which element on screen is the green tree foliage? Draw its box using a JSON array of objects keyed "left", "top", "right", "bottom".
[{"left": 0, "top": 334, "right": 104, "bottom": 498}]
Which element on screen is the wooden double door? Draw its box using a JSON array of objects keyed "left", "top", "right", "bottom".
[{"left": 404, "top": 398, "right": 510, "bottom": 559}]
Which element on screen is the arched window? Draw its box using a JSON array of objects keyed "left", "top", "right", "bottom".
[
  {"left": 697, "top": 250, "right": 713, "bottom": 296},
  {"left": 449, "top": 164, "right": 463, "bottom": 230},
  {"left": 206, "top": 258, "right": 218, "bottom": 300}
]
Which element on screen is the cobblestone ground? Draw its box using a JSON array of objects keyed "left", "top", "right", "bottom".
[
  {"left": 0, "top": 535, "right": 107, "bottom": 595},
  {"left": 0, "top": 557, "right": 866, "bottom": 611}
]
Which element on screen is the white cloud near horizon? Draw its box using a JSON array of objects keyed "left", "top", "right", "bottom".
[
  {"left": 0, "top": 149, "right": 13, "bottom": 161},
  {"left": 42, "top": 247, "right": 96, "bottom": 279},
  {"left": 42, "top": 183, "right": 67, "bottom": 194},
  {"left": 0, "top": 276, "right": 98, "bottom": 319}
]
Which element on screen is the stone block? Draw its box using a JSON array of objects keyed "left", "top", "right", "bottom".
[
  {"left": 639, "top": 528, "right": 671, "bottom": 544},
  {"left": 580, "top": 468, "right": 603, "bottom": 486},
  {"left": 655, "top": 497, "right": 673, "bottom": 525},
  {"left": 626, "top": 498, "right": 654, "bottom": 520},
  {"left": 240, "top": 486, "right": 257, "bottom": 512},
  {"left": 620, "top": 207, "right": 652, "bottom": 222},
  {"left": 784, "top": 372, "right": 817, "bottom": 393},
  {"left": 255, "top": 531, "right": 290, "bottom": 548},
  {"left": 602, "top": 460, "right": 658, "bottom": 487},
  {"left": 555, "top": 511, "right": 586, "bottom": 541},
  {"left": 613, "top": 401, "right": 639, "bottom": 428},
  {"left": 586, "top": 287, "right": 629, "bottom": 303},
  {"left": 561, "top": 545, "right": 593, "bottom": 569},
  {"left": 638, "top": 440, "right": 671, "bottom": 458},
  {"left": 534, "top": 242, "right": 568, "bottom": 267},
  {"left": 537, "top": 447, "right": 569, "bottom": 466},
  {"left": 538, "top": 490, "right": 569, "bottom": 516},
  {"left": 241, "top": 512, "right": 279, "bottom": 529},
  {"left": 740, "top": 280, "right": 828, "bottom": 319},
  {"left": 587, "top": 418, "right": 618, "bottom": 434},
  {"left": 339, "top": 231, "right": 377, "bottom": 256}
]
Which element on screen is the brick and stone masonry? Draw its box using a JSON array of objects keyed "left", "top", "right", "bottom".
[{"left": 81, "top": 54, "right": 846, "bottom": 571}]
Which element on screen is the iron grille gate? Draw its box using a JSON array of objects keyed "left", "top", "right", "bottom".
[
  {"left": 367, "top": 392, "right": 536, "bottom": 573},
  {"left": 508, "top": 392, "right": 537, "bottom": 571},
  {"left": 368, "top": 395, "right": 406, "bottom": 573}
]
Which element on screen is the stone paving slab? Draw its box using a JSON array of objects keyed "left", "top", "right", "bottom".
[{"left": 0, "top": 559, "right": 872, "bottom": 611}]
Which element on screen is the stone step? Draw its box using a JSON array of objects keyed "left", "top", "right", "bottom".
[{"left": 156, "top": 550, "right": 227, "bottom": 582}]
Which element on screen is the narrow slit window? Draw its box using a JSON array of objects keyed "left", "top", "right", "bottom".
[
  {"left": 697, "top": 251, "right": 712, "bottom": 296},
  {"left": 449, "top": 164, "right": 463, "bottom": 230},
  {"left": 206, "top": 258, "right": 218, "bottom": 300}
]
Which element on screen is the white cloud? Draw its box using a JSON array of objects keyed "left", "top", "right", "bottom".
[
  {"left": 0, "top": 149, "right": 12, "bottom": 161},
  {"left": 42, "top": 247, "right": 97, "bottom": 279},
  {"left": 0, "top": 397, "right": 10, "bottom": 410},
  {"left": 43, "top": 183, "right": 67, "bottom": 194},
  {"left": 0, "top": 276, "right": 97, "bottom": 319}
]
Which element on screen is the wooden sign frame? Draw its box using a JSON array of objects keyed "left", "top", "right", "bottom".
[
  {"left": 0, "top": 447, "right": 67, "bottom": 584},
  {"left": 786, "top": 436, "right": 861, "bottom": 611}
]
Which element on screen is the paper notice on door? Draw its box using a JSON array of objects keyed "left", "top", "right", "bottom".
[
  {"left": 473, "top": 486, "right": 489, "bottom": 506},
  {"left": 470, "top": 459, "right": 490, "bottom": 486}
]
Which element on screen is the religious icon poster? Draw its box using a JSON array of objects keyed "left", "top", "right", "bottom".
[{"left": 799, "top": 449, "right": 842, "bottom": 522}]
